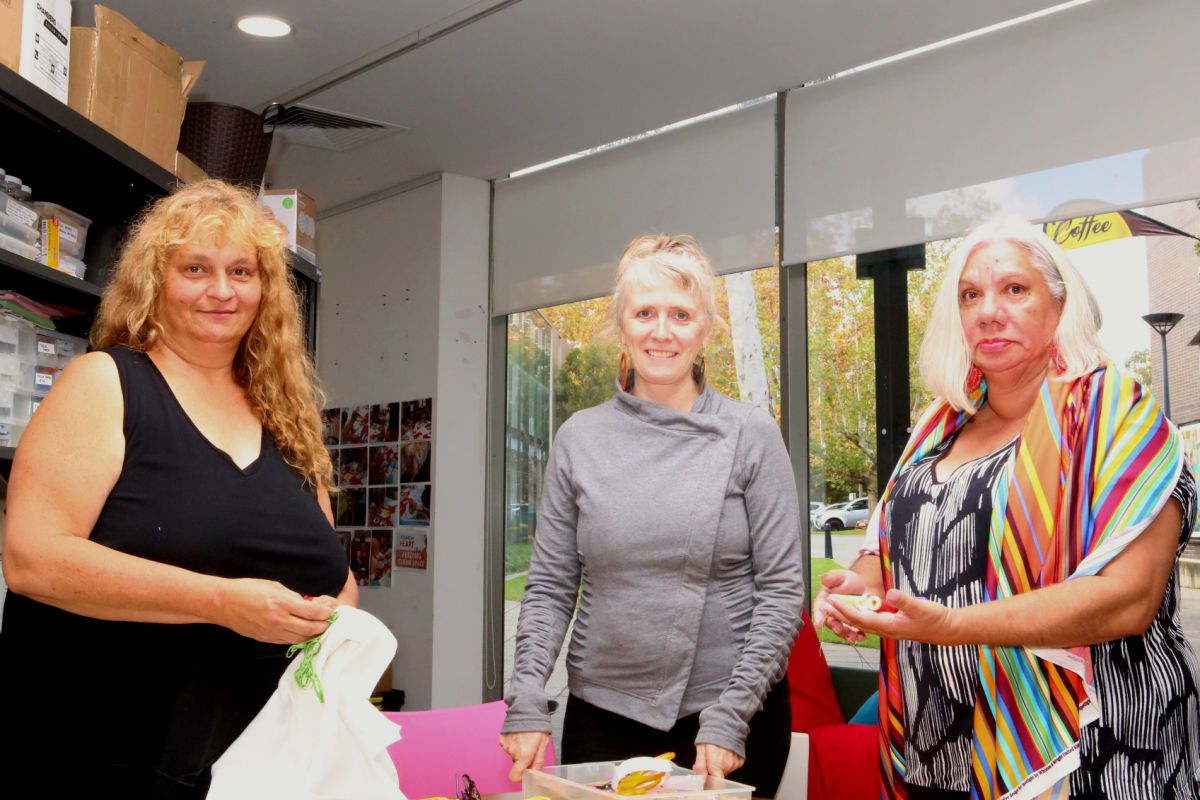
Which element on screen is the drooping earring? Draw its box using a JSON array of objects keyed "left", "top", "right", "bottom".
[
  {"left": 1049, "top": 342, "right": 1065, "bottom": 372},
  {"left": 966, "top": 363, "right": 983, "bottom": 391},
  {"left": 618, "top": 350, "right": 632, "bottom": 391},
  {"left": 692, "top": 355, "right": 706, "bottom": 388}
]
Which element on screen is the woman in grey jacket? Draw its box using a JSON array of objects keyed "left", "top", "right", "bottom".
[{"left": 499, "top": 234, "right": 805, "bottom": 797}]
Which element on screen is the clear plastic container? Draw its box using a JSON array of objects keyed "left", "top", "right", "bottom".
[
  {"left": 0, "top": 316, "right": 38, "bottom": 394},
  {"left": 30, "top": 202, "right": 92, "bottom": 259},
  {"left": 0, "top": 354, "right": 32, "bottom": 392},
  {"left": 0, "top": 420, "right": 27, "bottom": 447},
  {"left": 34, "top": 364, "right": 57, "bottom": 392},
  {"left": 34, "top": 333, "right": 57, "bottom": 366},
  {"left": 53, "top": 332, "right": 85, "bottom": 369},
  {"left": 524, "top": 762, "right": 754, "bottom": 800},
  {"left": 0, "top": 230, "right": 39, "bottom": 260},
  {"left": 1, "top": 195, "right": 40, "bottom": 229},
  {"left": 12, "top": 389, "right": 31, "bottom": 424},
  {"left": 0, "top": 207, "right": 39, "bottom": 244},
  {"left": 0, "top": 386, "right": 31, "bottom": 425},
  {"left": 57, "top": 253, "right": 87, "bottom": 280},
  {"left": 0, "top": 314, "right": 34, "bottom": 353},
  {"left": 3, "top": 175, "right": 20, "bottom": 197},
  {"left": 0, "top": 317, "right": 18, "bottom": 355}
]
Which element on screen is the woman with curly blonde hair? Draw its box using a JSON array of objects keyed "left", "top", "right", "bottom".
[{"left": 0, "top": 179, "right": 355, "bottom": 797}]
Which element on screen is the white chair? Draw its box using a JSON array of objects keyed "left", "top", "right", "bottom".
[{"left": 774, "top": 732, "right": 810, "bottom": 800}]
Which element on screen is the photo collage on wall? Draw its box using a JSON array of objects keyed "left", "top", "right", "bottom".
[{"left": 322, "top": 397, "right": 433, "bottom": 584}]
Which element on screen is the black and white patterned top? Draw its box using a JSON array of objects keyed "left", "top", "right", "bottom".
[
  {"left": 886, "top": 437, "right": 1200, "bottom": 799},
  {"left": 887, "top": 437, "right": 1017, "bottom": 792}
]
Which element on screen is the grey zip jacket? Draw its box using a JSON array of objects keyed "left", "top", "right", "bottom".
[{"left": 502, "top": 385, "right": 805, "bottom": 756}]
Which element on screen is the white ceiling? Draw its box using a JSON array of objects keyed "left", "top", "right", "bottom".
[{"left": 76, "top": 0, "right": 1067, "bottom": 212}]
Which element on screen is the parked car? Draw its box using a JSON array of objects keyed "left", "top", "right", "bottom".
[
  {"left": 814, "top": 497, "right": 870, "bottom": 531},
  {"left": 809, "top": 501, "right": 826, "bottom": 527},
  {"left": 811, "top": 501, "right": 842, "bottom": 529}
]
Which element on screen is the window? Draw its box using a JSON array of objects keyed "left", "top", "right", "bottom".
[{"left": 806, "top": 254, "right": 881, "bottom": 665}]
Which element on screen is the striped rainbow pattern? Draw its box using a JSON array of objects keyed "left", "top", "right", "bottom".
[{"left": 874, "top": 365, "right": 1181, "bottom": 799}]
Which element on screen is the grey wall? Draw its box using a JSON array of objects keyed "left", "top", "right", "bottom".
[{"left": 316, "top": 174, "right": 491, "bottom": 710}]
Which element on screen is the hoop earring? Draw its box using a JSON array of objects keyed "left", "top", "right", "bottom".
[
  {"left": 966, "top": 364, "right": 983, "bottom": 391},
  {"left": 692, "top": 355, "right": 706, "bottom": 388}
]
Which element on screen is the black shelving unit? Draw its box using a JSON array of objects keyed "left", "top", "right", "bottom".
[
  {"left": 0, "top": 65, "right": 176, "bottom": 292},
  {"left": 0, "top": 249, "right": 104, "bottom": 299},
  {"left": 291, "top": 254, "right": 321, "bottom": 356},
  {"left": 0, "top": 65, "right": 320, "bottom": 477}
]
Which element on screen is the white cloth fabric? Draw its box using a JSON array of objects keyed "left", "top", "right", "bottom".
[{"left": 209, "top": 606, "right": 406, "bottom": 800}]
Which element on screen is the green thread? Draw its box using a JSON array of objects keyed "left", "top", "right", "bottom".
[{"left": 287, "top": 611, "right": 340, "bottom": 703}]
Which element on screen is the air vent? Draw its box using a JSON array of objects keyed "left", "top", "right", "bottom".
[{"left": 263, "top": 103, "right": 406, "bottom": 152}]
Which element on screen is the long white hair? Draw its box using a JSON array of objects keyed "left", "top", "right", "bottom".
[{"left": 919, "top": 217, "right": 1107, "bottom": 412}]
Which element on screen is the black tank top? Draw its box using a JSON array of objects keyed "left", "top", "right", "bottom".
[{"left": 0, "top": 346, "right": 348, "bottom": 796}]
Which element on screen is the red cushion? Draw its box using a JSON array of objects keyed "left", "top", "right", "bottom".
[
  {"left": 787, "top": 609, "right": 845, "bottom": 732},
  {"left": 806, "top": 723, "right": 880, "bottom": 800}
]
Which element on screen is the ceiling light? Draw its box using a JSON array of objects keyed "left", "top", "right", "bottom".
[{"left": 237, "top": 16, "right": 292, "bottom": 38}]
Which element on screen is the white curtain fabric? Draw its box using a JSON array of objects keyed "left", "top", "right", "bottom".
[
  {"left": 783, "top": 0, "right": 1200, "bottom": 264},
  {"left": 492, "top": 101, "right": 776, "bottom": 316}
]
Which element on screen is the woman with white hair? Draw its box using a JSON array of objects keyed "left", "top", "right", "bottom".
[
  {"left": 815, "top": 218, "right": 1199, "bottom": 799},
  {"left": 500, "top": 234, "right": 804, "bottom": 797}
]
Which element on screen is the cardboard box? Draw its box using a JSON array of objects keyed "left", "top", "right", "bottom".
[
  {"left": 172, "top": 150, "right": 207, "bottom": 184},
  {"left": 68, "top": 6, "right": 203, "bottom": 170},
  {"left": 260, "top": 189, "right": 317, "bottom": 265},
  {"left": 0, "top": 1, "right": 18, "bottom": 73},
  {"left": 1, "top": 0, "right": 73, "bottom": 103}
]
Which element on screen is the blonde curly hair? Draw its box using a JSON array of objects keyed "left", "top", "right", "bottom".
[{"left": 91, "top": 179, "right": 333, "bottom": 488}]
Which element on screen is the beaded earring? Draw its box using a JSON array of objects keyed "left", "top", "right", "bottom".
[{"left": 966, "top": 364, "right": 983, "bottom": 391}]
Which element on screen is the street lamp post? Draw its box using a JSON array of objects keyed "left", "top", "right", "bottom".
[{"left": 1143, "top": 312, "right": 1184, "bottom": 419}]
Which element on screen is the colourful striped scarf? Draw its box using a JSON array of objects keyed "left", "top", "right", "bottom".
[{"left": 874, "top": 364, "right": 1183, "bottom": 799}]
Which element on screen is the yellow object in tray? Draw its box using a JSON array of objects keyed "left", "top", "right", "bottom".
[{"left": 523, "top": 759, "right": 753, "bottom": 800}]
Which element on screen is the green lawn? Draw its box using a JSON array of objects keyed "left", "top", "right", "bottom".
[
  {"left": 810, "top": 557, "right": 881, "bottom": 649},
  {"left": 506, "top": 542, "right": 533, "bottom": 575},
  {"left": 504, "top": 574, "right": 528, "bottom": 602},
  {"left": 505, "top": 542, "right": 534, "bottom": 601}
]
